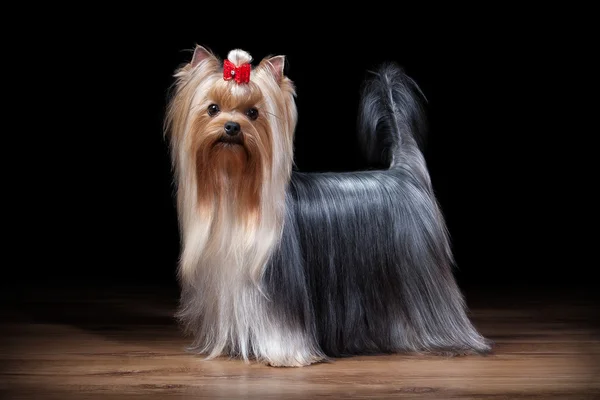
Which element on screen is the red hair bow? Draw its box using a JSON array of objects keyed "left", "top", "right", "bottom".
[{"left": 223, "top": 59, "right": 251, "bottom": 84}]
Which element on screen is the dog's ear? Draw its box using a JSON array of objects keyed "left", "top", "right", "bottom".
[
  {"left": 263, "top": 55, "right": 286, "bottom": 83},
  {"left": 191, "top": 45, "right": 216, "bottom": 68}
]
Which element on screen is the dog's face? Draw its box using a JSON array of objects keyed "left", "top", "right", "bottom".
[
  {"left": 165, "top": 46, "right": 298, "bottom": 233},
  {"left": 189, "top": 68, "right": 273, "bottom": 196}
]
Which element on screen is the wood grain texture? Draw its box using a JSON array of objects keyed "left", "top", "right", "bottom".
[{"left": 1, "top": 284, "right": 599, "bottom": 399}]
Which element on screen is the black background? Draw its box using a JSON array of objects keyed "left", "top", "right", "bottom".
[{"left": 8, "top": 11, "right": 594, "bottom": 294}]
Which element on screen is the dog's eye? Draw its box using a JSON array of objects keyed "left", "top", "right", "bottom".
[
  {"left": 246, "top": 108, "right": 259, "bottom": 121},
  {"left": 207, "top": 104, "right": 220, "bottom": 117}
]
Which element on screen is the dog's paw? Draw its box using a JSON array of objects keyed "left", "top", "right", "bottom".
[{"left": 264, "top": 353, "right": 328, "bottom": 368}]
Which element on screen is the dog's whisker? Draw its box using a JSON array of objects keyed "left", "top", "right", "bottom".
[{"left": 261, "top": 110, "right": 283, "bottom": 121}]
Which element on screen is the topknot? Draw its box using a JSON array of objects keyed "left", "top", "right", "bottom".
[{"left": 227, "top": 49, "right": 253, "bottom": 66}]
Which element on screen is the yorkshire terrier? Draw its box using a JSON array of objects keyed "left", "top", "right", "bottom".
[{"left": 164, "top": 45, "right": 491, "bottom": 367}]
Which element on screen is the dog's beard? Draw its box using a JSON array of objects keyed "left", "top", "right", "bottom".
[
  {"left": 176, "top": 108, "right": 287, "bottom": 283},
  {"left": 195, "top": 134, "right": 263, "bottom": 221}
]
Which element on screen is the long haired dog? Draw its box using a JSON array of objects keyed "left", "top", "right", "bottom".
[{"left": 164, "top": 45, "right": 491, "bottom": 367}]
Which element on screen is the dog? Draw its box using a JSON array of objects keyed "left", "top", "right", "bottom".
[{"left": 163, "top": 45, "right": 491, "bottom": 367}]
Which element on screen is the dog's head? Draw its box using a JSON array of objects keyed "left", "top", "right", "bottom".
[{"left": 165, "top": 46, "right": 297, "bottom": 212}]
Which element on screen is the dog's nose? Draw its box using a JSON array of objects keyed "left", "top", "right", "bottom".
[{"left": 224, "top": 121, "right": 241, "bottom": 136}]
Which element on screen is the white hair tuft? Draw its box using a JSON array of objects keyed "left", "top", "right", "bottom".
[{"left": 227, "top": 49, "right": 253, "bottom": 66}]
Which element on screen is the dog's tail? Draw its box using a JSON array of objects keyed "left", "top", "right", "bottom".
[{"left": 357, "top": 63, "right": 428, "bottom": 173}]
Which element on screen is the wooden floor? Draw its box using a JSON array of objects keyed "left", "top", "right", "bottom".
[{"left": 1, "top": 284, "right": 599, "bottom": 399}]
